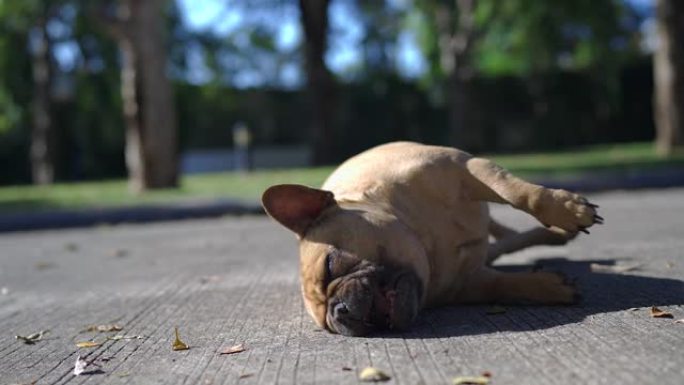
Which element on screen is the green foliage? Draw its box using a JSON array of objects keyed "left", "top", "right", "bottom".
[
  {"left": 0, "top": 88, "right": 19, "bottom": 134},
  {"left": 408, "top": 0, "right": 640, "bottom": 79}
]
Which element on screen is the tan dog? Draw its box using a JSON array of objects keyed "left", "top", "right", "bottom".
[{"left": 262, "top": 142, "right": 602, "bottom": 336}]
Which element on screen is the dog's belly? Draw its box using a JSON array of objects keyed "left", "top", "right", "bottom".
[{"left": 323, "top": 142, "right": 491, "bottom": 307}]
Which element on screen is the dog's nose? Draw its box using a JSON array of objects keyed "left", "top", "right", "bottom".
[{"left": 332, "top": 302, "right": 349, "bottom": 318}]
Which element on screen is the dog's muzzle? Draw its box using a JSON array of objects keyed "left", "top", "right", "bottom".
[{"left": 326, "top": 269, "right": 422, "bottom": 336}]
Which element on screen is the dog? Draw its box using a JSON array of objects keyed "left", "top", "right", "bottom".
[{"left": 262, "top": 142, "right": 602, "bottom": 336}]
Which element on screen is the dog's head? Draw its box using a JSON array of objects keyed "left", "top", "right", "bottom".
[{"left": 262, "top": 184, "right": 427, "bottom": 336}]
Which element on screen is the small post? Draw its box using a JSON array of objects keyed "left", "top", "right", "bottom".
[{"left": 232, "top": 121, "right": 252, "bottom": 172}]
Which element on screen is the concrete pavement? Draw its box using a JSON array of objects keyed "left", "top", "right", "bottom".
[{"left": 1, "top": 188, "right": 683, "bottom": 384}]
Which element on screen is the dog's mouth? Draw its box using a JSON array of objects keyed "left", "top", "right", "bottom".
[{"left": 326, "top": 269, "right": 421, "bottom": 336}]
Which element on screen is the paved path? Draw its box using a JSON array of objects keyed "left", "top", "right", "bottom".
[{"left": 1, "top": 188, "right": 683, "bottom": 385}]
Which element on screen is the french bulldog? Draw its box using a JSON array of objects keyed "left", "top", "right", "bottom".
[{"left": 262, "top": 142, "right": 602, "bottom": 336}]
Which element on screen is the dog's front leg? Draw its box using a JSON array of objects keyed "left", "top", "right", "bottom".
[{"left": 462, "top": 157, "right": 602, "bottom": 234}]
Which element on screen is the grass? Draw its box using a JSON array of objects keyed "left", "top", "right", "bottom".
[{"left": 1, "top": 142, "right": 682, "bottom": 213}]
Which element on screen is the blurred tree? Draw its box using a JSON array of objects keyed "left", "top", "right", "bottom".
[
  {"left": 298, "top": 0, "right": 337, "bottom": 164},
  {"left": 0, "top": 0, "right": 60, "bottom": 184},
  {"left": 653, "top": 0, "right": 684, "bottom": 155},
  {"left": 410, "top": 0, "right": 636, "bottom": 149},
  {"left": 98, "top": 0, "right": 178, "bottom": 191}
]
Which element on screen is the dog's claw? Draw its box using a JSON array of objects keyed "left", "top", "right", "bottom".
[
  {"left": 593, "top": 214, "right": 604, "bottom": 224},
  {"left": 579, "top": 227, "right": 590, "bottom": 234},
  {"left": 587, "top": 203, "right": 599, "bottom": 209}
]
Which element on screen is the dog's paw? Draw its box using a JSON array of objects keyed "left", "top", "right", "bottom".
[
  {"left": 534, "top": 189, "right": 602, "bottom": 234},
  {"left": 528, "top": 271, "right": 579, "bottom": 304}
]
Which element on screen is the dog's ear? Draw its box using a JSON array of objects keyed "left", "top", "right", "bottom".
[{"left": 262, "top": 184, "right": 336, "bottom": 237}]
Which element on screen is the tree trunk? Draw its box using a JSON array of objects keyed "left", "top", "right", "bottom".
[
  {"left": 110, "top": 0, "right": 178, "bottom": 192},
  {"left": 30, "top": 17, "right": 54, "bottom": 185},
  {"left": 654, "top": 0, "right": 684, "bottom": 156},
  {"left": 298, "top": 0, "right": 337, "bottom": 165},
  {"left": 435, "top": 0, "right": 477, "bottom": 150}
]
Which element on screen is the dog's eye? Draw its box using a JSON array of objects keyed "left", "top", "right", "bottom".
[
  {"left": 324, "top": 249, "right": 359, "bottom": 286},
  {"left": 324, "top": 250, "right": 338, "bottom": 284}
]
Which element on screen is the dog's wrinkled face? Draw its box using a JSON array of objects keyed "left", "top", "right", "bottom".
[
  {"left": 262, "top": 184, "right": 424, "bottom": 336},
  {"left": 313, "top": 246, "right": 422, "bottom": 336}
]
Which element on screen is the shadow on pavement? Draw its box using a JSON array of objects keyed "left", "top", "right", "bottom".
[{"left": 380, "top": 258, "right": 684, "bottom": 339}]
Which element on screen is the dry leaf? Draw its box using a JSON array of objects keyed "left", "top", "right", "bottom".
[
  {"left": 590, "top": 263, "right": 642, "bottom": 273},
  {"left": 110, "top": 249, "right": 128, "bottom": 258},
  {"left": 85, "top": 324, "right": 123, "bottom": 333},
  {"left": 485, "top": 305, "right": 506, "bottom": 315},
  {"left": 342, "top": 367, "right": 353, "bottom": 371},
  {"left": 76, "top": 341, "right": 102, "bottom": 348},
  {"left": 359, "top": 367, "right": 390, "bottom": 382},
  {"left": 34, "top": 261, "right": 56, "bottom": 270},
  {"left": 650, "top": 306, "right": 674, "bottom": 318},
  {"left": 15, "top": 330, "right": 48, "bottom": 344},
  {"left": 219, "top": 344, "right": 245, "bottom": 355},
  {"left": 453, "top": 376, "right": 490, "bottom": 385},
  {"left": 674, "top": 319, "right": 684, "bottom": 324},
  {"left": 73, "top": 355, "right": 101, "bottom": 376},
  {"left": 107, "top": 335, "right": 143, "bottom": 341},
  {"left": 172, "top": 327, "right": 189, "bottom": 351},
  {"left": 238, "top": 373, "right": 254, "bottom": 379},
  {"left": 73, "top": 356, "right": 88, "bottom": 376}
]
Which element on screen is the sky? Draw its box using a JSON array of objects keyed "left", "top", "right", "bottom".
[{"left": 175, "top": 0, "right": 426, "bottom": 87}]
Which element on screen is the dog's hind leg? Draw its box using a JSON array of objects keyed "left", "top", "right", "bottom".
[
  {"left": 486, "top": 220, "right": 575, "bottom": 265},
  {"left": 460, "top": 156, "right": 602, "bottom": 234},
  {"left": 457, "top": 267, "right": 578, "bottom": 305}
]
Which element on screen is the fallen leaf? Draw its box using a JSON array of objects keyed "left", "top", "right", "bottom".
[
  {"left": 342, "top": 367, "right": 353, "bottom": 371},
  {"left": 650, "top": 306, "right": 674, "bottom": 318},
  {"left": 199, "top": 275, "right": 221, "bottom": 284},
  {"left": 15, "top": 330, "right": 48, "bottom": 344},
  {"left": 76, "top": 341, "right": 102, "bottom": 348},
  {"left": 73, "top": 355, "right": 102, "bottom": 376},
  {"left": 590, "top": 263, "right": 642, "bottom": 273},
  {"left": 110, "top": 249, "right": 128, "bottom": 258},
  {"left": 85, "top": 324, "right": 123, "bottom": 333},
  {"left": 34, "top": 261, "right": 57, "bottom": 270},
  {"left": 73, "top": 356, "right": 88, "bottom": 376},
  {"left": 219, "top": 343, "right": 245, "bottom": 355},
  {"left": 172, "top": 327, "right": 189, "bottom": 351},
  {"left": 485, "top": 305, "right": 506, "bottom": 315},
  {"left": 359, "top": 367, "right": 390, "bottom": 382},
  {"left": 238, "top": 373, "right": 254, "bottom": 379},
  {"left": 107, "top": 335, "right": 143, "bottom": 341},
  {"left": 481, "top": 371, "right": 492, "bottom": 378},
  {"left": 453, "top": 376, "right": 490, "bottom": 385},
  {"left": 674, "top": 319, "right": 684, "bottom": 324}
]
